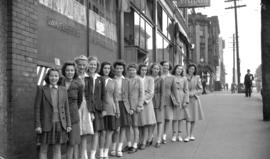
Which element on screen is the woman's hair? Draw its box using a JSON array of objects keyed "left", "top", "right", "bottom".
[
  {"left": 127, "top": 63, "right": 138, "bottom": 71},
  {"left": 187, "top": 63, "right": 197, "bottom": 75},
  {"left": 160, "top": 60, "right": 172, "bottom": 70},
  {"left": 74, "top": 54, "right": 88, "bottom": 64},
  {"left": 88, "top": 56, "right": 100, "bottom": 73},
  {"left": 172, "top": 64, "right": 184, "bottom": 76},
  {"left": 137, "top": 63, "right": 148, "bottom": 75},
  {"left": 61, "top": 61, "right": 78, "bottom": 79},
  {"left": 99, "top": 61, "right": 114, "bottom": 78},
  {"left": 44, "top": 68, "right": 61, "bottom": 85},
  {"left": 113, "top": 60, "right": 126, "bottom": 76},
  {"left": 148, "top": 63, "right": 162, "bottom": 76}
]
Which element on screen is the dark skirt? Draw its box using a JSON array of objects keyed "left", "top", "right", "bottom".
[
  {"left": 68, "top": 122, "right": 81, "bottom": 146},
  {"left": 36, "top": 122, "right": 68, "bottom": 145},
  {"left": 118, "top": 101, "right": 132, "bottom": 127},
  {"left": 93, "top": 111, "right": 105, "bottom": 132},
  {"left": 103, "top": 115, "right": 118, "bottom": 131}
]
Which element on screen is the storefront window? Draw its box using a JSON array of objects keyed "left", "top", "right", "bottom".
[
  {"left": 146, "top": 0, "right": 154, "bottom": 22},
  {"left": 162, "top": 10, "right": 168, "bottom": 36},
  {"left": 134, "top": 12, "right": 140, "bottom": 46},
  {"left": 156, "top": 32, "right": 163, "bottom": 62},
  {"left": 168, "top": 18, "right": 173, "bottom": 40},
  {"left": 146, "top": 22, "right": 153, "bottom": 62},
  {"left": 164, "top": 39, "right": 170, "bottom": 61},
  {"left": 140, "top": 18, "right": 146, "bottom": 49},
  {"left": 157, "top": 3, "right": 162, "bottom": 30},
  {"left": 124, "top": 11, "right": 134, "bottom": 45}
]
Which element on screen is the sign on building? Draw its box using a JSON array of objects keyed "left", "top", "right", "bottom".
[{"left": 177, "top": 0, "right": 211, "bottom": 8}]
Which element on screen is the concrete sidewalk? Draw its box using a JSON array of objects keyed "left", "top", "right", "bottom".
[{"left": 117, "top": 92, "right": 270, "bottom": 159}]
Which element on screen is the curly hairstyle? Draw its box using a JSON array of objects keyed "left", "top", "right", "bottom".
[
  {"left": 113, "top": 60, "right": 127, "bottom": 76},
  {"left": 88, "top": 56, "right": 100, "bottom": 73},
  {"left": 160, "top": 60, "right": 172, "bottom": 71},
  {"left": 99, "top": 61, "right": 114, "bottom": 78},
  {"left": 187, "top": 63, "right": 197, "bottom": 75},
  {"left": 61, "top": 61, "right": 78, "bottom": 79},
  {"left": 172, "top": 64, "right": 184, "bottom": 76},
  {"left": 148, "top": 63, "right": 162, "bottom": 76},
  {"left": 137, "top": 63, "right": 148, "bottom": 75},
  {"left": 44, "top": 68, "right": 61, "bottom": 85}
]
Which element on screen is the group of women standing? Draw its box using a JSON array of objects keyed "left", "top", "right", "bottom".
[{"left": 34, "top": 55, "right": 204, "bottom": 159}]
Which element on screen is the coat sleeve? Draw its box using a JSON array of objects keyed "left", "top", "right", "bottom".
[
  {"left": 144, "top": 77, "right": 154, "bottom": 104},
  {"left": 84, "top": 77, "right": 94, "bottom": 113},
  {"left": 34, "top": 86, "right": 42, "bottom": 129},
  {"left": 113, "top": 80, "right": 120, "bottom": 115},
  {"left": 64, "top": 90, "right": 72, "bottom": 128},
  {"left": 77, "top": 82, "right": 83, "bottom": 108},
  {"left": 183, "top": 77, "right": 189, "bottom": 104},
  {"left": 138, "top": 78, "right": 145, "bottom": 108}
]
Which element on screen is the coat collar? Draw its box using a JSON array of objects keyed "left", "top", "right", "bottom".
[{"left": 43, "top": 85, "right": 63, "bottom": 107}]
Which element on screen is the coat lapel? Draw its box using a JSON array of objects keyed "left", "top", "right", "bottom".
[
  {"left": 58, "top": 87, "right": 63, "bottom": 106},
  {"left": 43, "top": 85, "right": 53, "bottom": 106}
]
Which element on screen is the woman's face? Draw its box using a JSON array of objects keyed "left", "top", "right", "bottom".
[
  {"left": 89, "top": 60, "right": 97, "bottom": 74},
  {"left": 49, "top": 70, "right": 59, "bottom": 85},
  {"left": 152, "top": 65, "right": 160, "bottom": 76},
  {"left": 176, "top": 66, "right": 183, "bottom": 76},
  {"left": 140, "top": 66, "right": 148, "bottom": 77},
  {"left": 65, "top": 65, "right": 75, "bottom": 80},
  {"left": 103, "top": 64, "right": 111, "bottom": 76},
  {"left": 128, "top": 67, "right": 137, "bottom": 78},
  {"left": 162, "top": 62, "right": 170, "bottom": 73},
  {"left": 115, "top": 65, "right": 124, "bottom": 76},
  {"left": 188, "top": 66, "right": 195, "bottom": 75},
  {"left": 76, "top": 60, "right": 88, "bottom": 74}
]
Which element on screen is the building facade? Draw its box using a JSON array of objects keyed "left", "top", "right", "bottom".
[
  {"left": 188, "top": 13, "right": 223, "bottom": 91},
  {"left": 0, "top": 0, "right": 190, "bottom": 158}
]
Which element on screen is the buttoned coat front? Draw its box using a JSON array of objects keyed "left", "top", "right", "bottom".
[
  {"left": 128, "top": 76, "right": 144, "bottom": 111},
  {"left": 34, "top": 85, "right": 71, "bottom": 131}
]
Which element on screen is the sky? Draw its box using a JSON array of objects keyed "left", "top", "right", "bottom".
[{"left": 196, "top": 0, "right": 261, "bottom": 84}]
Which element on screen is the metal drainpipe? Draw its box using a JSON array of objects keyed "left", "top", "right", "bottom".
[{"left": 86, "top": 0, "right": 90, "bottom": 57}]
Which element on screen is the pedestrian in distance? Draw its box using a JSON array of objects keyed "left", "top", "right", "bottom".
[
  {"left": 34, "top": 68, "right": 72, "bottom": 159},
  {"left": 110, "top": 60, "right": 132, "bottom": 157},
  {"left": 171, "top": 64, "right": 189, "bottom": 143},
  {"left": 85, "top": 56, "right": 105, "bottom": 159},
  {"left": 185, "top": 64, "right": 204, "bottom": 142},
  {"left": 121, "top": 64, "right": 144, "bottom": 154},
  {"left": 244, "top": 69, "right": 254, "bottom": 97},
  {"left": 60, "top": 62, "right": 83, "bottom": 159},
  {"left": 160, "top": 61, "right": 174, "bottom": 144},
  {"left": 99, "top": 62, "right": 120, "bottom": 159},
  {"left": 137, "top": 64, "right": 156, "bottom": 149},
  {"left": 75, "top": 55, "right": 94, "bottom": 159},
  {"left": 149, "top": 63, "right": 164, "bottom": 148}
]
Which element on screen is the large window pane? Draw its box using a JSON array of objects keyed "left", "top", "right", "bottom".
[
  {"left": 134, "top": 12, "right": 140, "bottom": 46},
  {"left": 141, "top": 0, "right": 146, "bottom": 14},
  {"left": 156, "top": 32, "right": 163, "bottom": 62},
  {"left": 168, "top": 18, "right": 172, "bottom": 40},
  {"left": 124, "top": 11, "right": 134, "bottom": 45},
  {"left": 146, "top": 0, "right": 154, "bottom": 21},
  {"left": 164, "top": 39, "right": 170, "bottom": 61},
  {"left": 146, "top": 22, "right": 153, "bottom": 62},
  {"left": 139, "top": 19, "right": 146, "bottom": 49},
  {"left": 162, "top": 10, "right": 168, "bottom": 37},
  {"left": 157, "top": 3, "right": 162, "bottom": 30}
]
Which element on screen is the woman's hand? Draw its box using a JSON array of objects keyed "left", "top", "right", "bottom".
[
  {"left": 35, "top": 127, "right": 42, "bottom": 134},
  {"left": 129, "top": 109, "right": 134, "bottom": 115},
  {"left": 67, "top": 127, "right": 72, "bottom": 133},
  {"left": 102, "top": 111, "right": 107, "bottom": 117},
  {"left": 91, "top": 113, "right": 95, "bottom": 120},
  {"left": 116, "top": 113, "right": 120, "bottom": 118}
]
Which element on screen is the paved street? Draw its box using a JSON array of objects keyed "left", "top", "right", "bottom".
[{"left": 112, "top": 92, "right": 270, "bottom": 159}]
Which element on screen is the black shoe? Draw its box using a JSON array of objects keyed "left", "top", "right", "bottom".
[
  {"left": 146, "top": 140, "right": 153, "bottom": 147},
  {"left": 138, "top": 144, "right": 146, "bottom": 150},
  {"left": 155, "top": 142, "right": 161, "bottom": 148},
  {"left": 122, "top": 146, "right": 132, "bottom": 153},
  {"left": 128, "top": 147, "right": 137, "bottom": 154}
]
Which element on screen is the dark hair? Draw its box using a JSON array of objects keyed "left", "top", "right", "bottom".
[
  {"left": 187, "top": 63, "right": 197, "bottom": 75},
  {"left": 61, "top": 61, "right": 78, "bottom": 79},
  {"left": 160, "top": 60, "right": 172, "bottom": 70},
  {"left": 137, "top": 63, "right": 148, "bottom": 75},
  {"left": 127, "top": 63, "right": 138, "bottom": 71},
  {"left": 113, "top": 60, "right": 126, "bottom": 76},
  {"left": 99, "top": 61, "right": 114, "bottom": 78},
  {"left": 88, "top": 56, "right": 100, "bottom": 73},
  {"left": 44, "top": 68, "right": 61, "bottom": 85},
  {"left": 172, "top": 64, "right": 184, "bottom": 76},
  {"left": 148, "top": 63, "right": 161, "bottom": 76}
]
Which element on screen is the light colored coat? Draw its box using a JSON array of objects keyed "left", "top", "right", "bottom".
[
  {"left": 128, "top": 76, "right": 144, "bottom": 111},
  {"left": 172, "top": 76, "right": 189, "bottom": 109}
]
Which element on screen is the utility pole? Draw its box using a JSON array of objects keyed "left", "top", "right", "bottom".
[
  {"left": 225, "top": 0, "right": 246, "bottom": 92},
  {"left": 232, "top": 34, "right": 236, "bottom": 84}
]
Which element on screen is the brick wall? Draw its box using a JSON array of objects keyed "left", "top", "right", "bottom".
[
  {"left": 6, "top": 0, "right": 38, "bottom": 158},
  {"left": 0, "top": 0, "right": 8, "bottom": 158}
]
